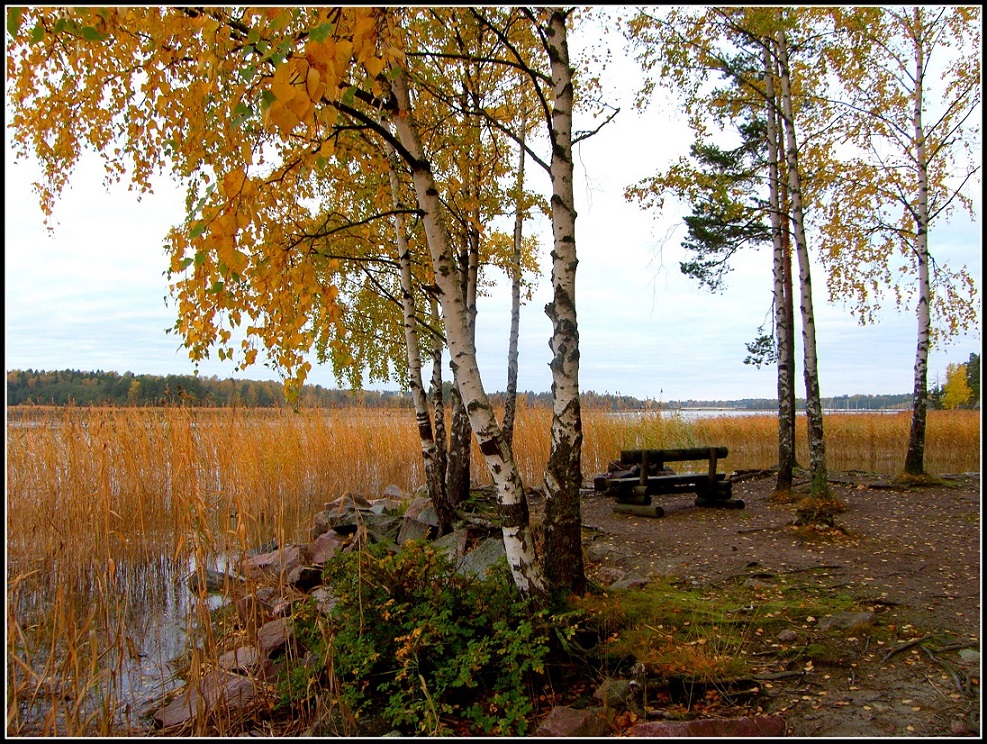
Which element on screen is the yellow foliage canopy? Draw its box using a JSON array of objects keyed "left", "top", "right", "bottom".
[{"left": 6, "top": 6, "right": 402, "bottom": 392}]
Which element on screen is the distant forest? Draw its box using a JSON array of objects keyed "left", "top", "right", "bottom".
[
  {"left": 5, "top": 368, "right": 644, "bottom": 409},
  {"left": 4, "top": 368, "right": 929, "bottom": 411}
]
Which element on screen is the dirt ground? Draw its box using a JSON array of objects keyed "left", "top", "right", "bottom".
[{"left": 573, "top": 468, "right": 981, "bottom": 737}]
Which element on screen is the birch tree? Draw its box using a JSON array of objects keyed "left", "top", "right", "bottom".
[
  {"left": 6, "top": 6, "right": 551, "bottom": 594},
  {"left": 819, "top": 6, "right": 981, "bottom": 478},
  {"left": 624, "top": 7, "right": 832, "bottom": 499}
]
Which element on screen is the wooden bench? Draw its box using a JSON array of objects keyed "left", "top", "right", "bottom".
[{"left": 596, "top": 447, "right": 744, "bottom": 518}]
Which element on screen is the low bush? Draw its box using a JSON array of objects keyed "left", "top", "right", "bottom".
[{"left": 316, "top": 541, "right": 553, "bottom": 735}]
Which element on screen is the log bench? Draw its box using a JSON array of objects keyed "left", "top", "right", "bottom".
[{"left": 595, "top": 447, "right": 745, "bottom": 518}]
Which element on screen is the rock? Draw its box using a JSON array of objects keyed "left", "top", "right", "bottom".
[
  {"left": 218, "top": 646, "right": 261, "bottom": 674},
  {"left": 611, "top": 574, "right": 649, "bottom": 590},
  {"left": 595, "top": 566, "right": 625, "bottom": 585},
  {"left": 363, "top": 513, "right": 403, "bottom": 543},
  {"left": 153, "top": 669, "right": 258, "bottom": 729},
  {"left": 534, "top": 706, "right": 612, "bottom": 737},
  {"left": 432, "top": 528, "right": 470, "bottom": 563},
  {"left": 951, "top": 719, "right": 975, "bottom": 735},
  {"left": 402, "top": 496, "right": 437, "bottom": 525},
  {"left": 585, "top": 541, "right": 628, "bottom": 563},
  {"left": 235, "top": 594, "right": 272, "bottom": 628},
  {"left": 382, "top": 484, "right": 409, "bottom": 500},
  {"left": 310, "top": 532, "right": 346, "bottom": 565},
  {"left": 456, "top": 536, "right": 506, "bottom": 580},
  {"left": 368, "top": 497, "right": 403, "bottom": 515},
  {"left": 626, "top": 714, "right": 787, "bottom": 737},
  {"left": 311, "top": 511, "right": 331, "bottom": 540},
  {"left": 958, "top": 649, "right": 979, "bottom": 663},
  {"left": 328, "top": 491, "right": 371, "bottom": 509},
  {"left": 592, "top": 677, "right": 634, "bottom": 708},
  {"left": 777, "top": 628, "right": 798, "bottom": 643},
  {"left": 242, "top": 544, "right": 305, "bottom": 580},
  {"left": 257, "top": 617, "right": 292, "bottom": 657},
  {"left": 310, "top": 587, "right": 338, "bottom": 615},
  {"left": 188, "top": 568, "right": 246, "bottom": 594},
  {"left": 287, "top": 565, "right": 324, "bottom": 592},
  {"left": 816, "top": 611, "right": 874, "bottom": 631},
  {"left": 396, "top": 516, "right": 435, "bottom": 545}
]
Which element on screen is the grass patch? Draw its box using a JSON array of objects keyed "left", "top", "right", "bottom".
[{"left": 571, "top": 569, "right": 878, "bottom": 691}]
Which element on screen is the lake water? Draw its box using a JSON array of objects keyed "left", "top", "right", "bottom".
[{"left": 613, "top": 408, "right": 907, "bottom": 420}]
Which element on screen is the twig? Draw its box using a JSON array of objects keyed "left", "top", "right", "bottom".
[
  {"left": 752, "top": 670, "right": 806, "bottom": 681},
  {"left": 782, "top": 565, "right": 843, "bottom": 574},
  {"left": 922, "top": 672, "right": 954, "bottom": 703},
  {"left": 880, "top": 634, "right": 933, "bottom": 663},
  {"left": 920, "top": 645, "right": 967, "bottom": 696},
  {"left": 935, "top": 641, "right": 977, "bottom": 653}
]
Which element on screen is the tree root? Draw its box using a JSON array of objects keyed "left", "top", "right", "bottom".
[
  {"left": 880, "top": 634, "right": 934, "bottom": 663},
  {"left": 919, "top": 644, "right": 972, "bottom": 696}
]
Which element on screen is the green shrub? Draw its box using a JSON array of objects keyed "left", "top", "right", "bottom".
[{"left": 319, "top": 541, "right": 551, "bottom": 735}]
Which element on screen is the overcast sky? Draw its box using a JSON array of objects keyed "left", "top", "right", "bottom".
[{"left": 4, "top": 13, "right": 982, "bottom": 403}]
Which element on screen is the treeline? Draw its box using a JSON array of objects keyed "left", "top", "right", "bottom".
[
  {"left": 7, "top": 368, "right": 973, "bottom": 411},
  {"left": 5, "top": 369, "right": 408, "bottom": 408},
  {"left": 4, "top": 369, "right": 653, "bottom": 410},
  {"left": 667, "top": 394, "right": 915, "bottom": 411}
]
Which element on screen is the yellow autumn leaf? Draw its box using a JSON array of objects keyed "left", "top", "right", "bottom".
[
  {"left": 286, "top": 92, "right": 314, "bottom": 122},
  {"left": 305, "top": 37, "right": 332, "bottom": 75},
  {"left": 222, "top": 168, "right": 246, "bottom": 197},
  {"left": 268, "top": 100, "right": 300, "bottom": 135},
  {"left": 363, "top": 55, "right": 384, "bottom": 79},
  {"left": 270, "top": 63, "right": 297, "bottom": 104},
  {"left": 306, "top": 65, "right": 324, "bottom": 101},
  {"left": 334, "top": 39, "right": 354, "bottom": 73}
]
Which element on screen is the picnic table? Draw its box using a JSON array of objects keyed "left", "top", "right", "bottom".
[{"left": 594, "top": 447, "right": 745, "bottom": 518}]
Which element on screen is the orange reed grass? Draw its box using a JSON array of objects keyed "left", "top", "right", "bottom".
[{"left": 5, "top": 404, "right": 979, "bottom": 735}]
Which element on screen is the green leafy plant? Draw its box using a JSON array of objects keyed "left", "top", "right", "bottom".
[{"left": 318, "top": 541, "right": 552, "bottom": 735}]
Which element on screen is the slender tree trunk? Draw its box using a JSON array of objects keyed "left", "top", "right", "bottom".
[
  {"left": 503, "top": 131, "right": 526, "bottom": 450},
  {"left": 763, "top": 42, "right": 796, "bottom": 493},
  {"left": 781, "top": 220, "right": 798, "bottom": 479},
  {"left": 428, "top": 298, "right": 449, "bottom": 503},
  {"left": 903, "top": 15, "right": 931, "bottom": 477},
  {"left": 446, "top": 380, "right": 472, "bottom": 505},
  {"left": 776, "top": 27, "right": 829, "bottom": 500},
  {"left": 388, "top": 65, "right": 545, "bottom": 596},
  {"left": 540, "top": 8, "right": 585, "bottom": 596},
  {"left": 384, "top": 140, "right": 453, "bottom": 533}
]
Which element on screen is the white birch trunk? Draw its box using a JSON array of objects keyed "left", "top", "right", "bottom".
[
  {"left": 540, "top": 8, "right": 585, "bottom": 594},
  {"left": 776, "top": 28, "right": 830, "bottom": 498},
  {"left": 763, "top": 41, "right": 797, "bottom": 493},
  {"left": 388, "top": 67, "right": 546, "bottom": 596},
  {"left": 502, "top": 131, "right": 525, "bottom": 450},
  {"left": 904, "top": 10, "right": 931, "bottom": 475},
  {"left": 384, "top": 139, "right": 452, "bottom": 531}
]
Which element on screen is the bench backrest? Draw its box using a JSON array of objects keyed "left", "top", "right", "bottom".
[{"left": 620, "top": 447, "right": 728, "bottom": 464}]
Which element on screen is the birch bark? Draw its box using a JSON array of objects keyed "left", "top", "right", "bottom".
[
  {"left": 384, "top": 140, "right": 454, "bottom": 533},
  {"left": 540, "top": 8, "right": 585, "bottom": 594},
  {"left": 762, "top": 41, "right": 797, "bottom": 494},
  {"left": 903, "top": 17, "right": 931, "bottom": 475},
  {"left": 775, "top": 28, "right": 830, "bottom": 499},
  {"left": 389, "top": 66, "right": 546, "bottom": 595}
]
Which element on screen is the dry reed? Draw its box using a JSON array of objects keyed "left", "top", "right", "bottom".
[{"left": 5, "top": 404, "right": 979, "bottom": 735}]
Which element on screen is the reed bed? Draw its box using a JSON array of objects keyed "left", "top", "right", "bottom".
[
  {"left": 503, "top": 407, "right": 979, "bottom": 482},
  {"left": 5, "top": 404, "right": 980, "bottom": 735}
]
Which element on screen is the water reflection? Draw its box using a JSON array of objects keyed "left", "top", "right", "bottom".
[{"left": 8, "top": 545, "right": 235, "bottom": 733}]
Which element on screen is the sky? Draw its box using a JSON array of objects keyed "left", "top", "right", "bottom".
[{"left": 4, "top": 12, "right": 982, "bottom": 404}]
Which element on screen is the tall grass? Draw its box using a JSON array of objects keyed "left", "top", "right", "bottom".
[{"left": 5, "top": 405, "right": 980, "bottom": 735}]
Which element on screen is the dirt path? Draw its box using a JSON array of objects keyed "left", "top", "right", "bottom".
[{"left": 574, "top": 469, "right": 981, "bottom": 737}]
